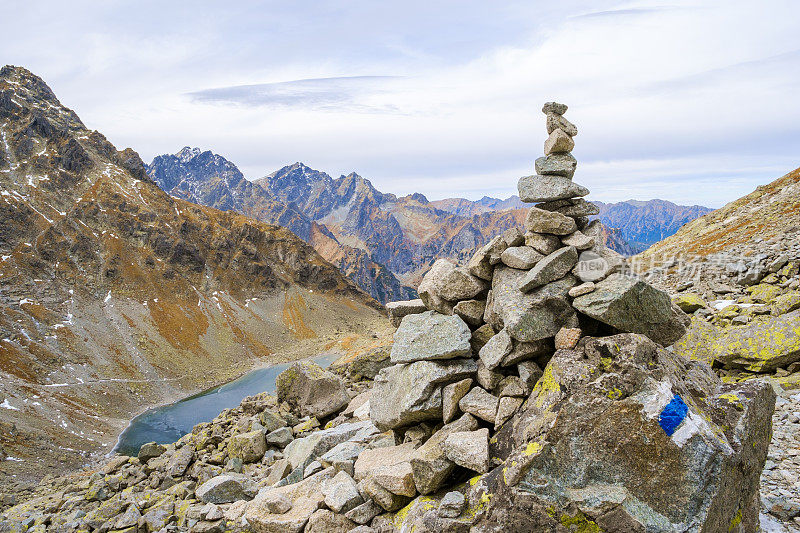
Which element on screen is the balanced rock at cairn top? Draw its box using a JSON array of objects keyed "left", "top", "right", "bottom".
[{"left": 518, "top": 101, "right": 596, "bottom": 212}]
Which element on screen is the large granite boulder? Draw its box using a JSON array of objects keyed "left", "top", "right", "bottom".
[
  {"left": 572, "top": 274, "right": 688, "bottom": 346},
  {"left": 370, "top": 359, "right": 477, "bottom": 430},
  {"left": 276, "top": 361, "right": 349, "bottom": 419},
  {"left": 412, "top": 334, "right": 775, "bottom": 533},
  {"left": 390, "top": 311, "right": 472, "bottom": 363}
]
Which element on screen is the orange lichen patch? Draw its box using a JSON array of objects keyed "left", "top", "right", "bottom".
[
  {"left": 339, "top": 334, "right": 358, "bottom": 351},
  {"left": 282, "top": 292, "right": 316, "bottom": 339},
  {"left": 148, "top": 299, "right": 210, "bottom": 351}
]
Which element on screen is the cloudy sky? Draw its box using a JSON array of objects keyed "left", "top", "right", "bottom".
[{"left": 3, "top": 0, "right": 800, "bottom": 207}]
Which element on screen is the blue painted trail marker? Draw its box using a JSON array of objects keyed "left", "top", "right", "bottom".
[{"left": 659, "top": 394, "right": 689, "bottom": 436}]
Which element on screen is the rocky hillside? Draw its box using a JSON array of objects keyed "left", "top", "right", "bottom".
[
  {"left": 256, "top": 165, "right": 526, "bottom": 287},
  {"left": 148, "top": 150, "right": 414, "bottom": 304},
  {"left": 0, "top": 65, "right": 390, "bottom": 486},
  {"left": 0, "top": 101, "right": 776, "bottom": 533}
]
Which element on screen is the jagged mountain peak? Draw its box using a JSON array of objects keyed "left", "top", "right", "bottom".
[{"left": 176, "top": 146, "right": 203, "bottom": 162}]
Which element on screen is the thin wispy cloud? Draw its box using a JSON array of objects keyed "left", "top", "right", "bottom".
[
  {"left": 188, "top": 76, "right": 404, "bottom": 113},
  {"left": 2, "top": 0, "right": 799, "bottom": 208}
]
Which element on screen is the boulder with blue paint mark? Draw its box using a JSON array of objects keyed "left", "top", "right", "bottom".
[{"left": 456, "top": 333, "right": 775, "bottom": 533}]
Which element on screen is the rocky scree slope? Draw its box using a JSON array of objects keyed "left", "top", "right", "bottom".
[
  {"left": 1, "top": 102, "right": 775, "bottom": 533},
  {"left": 0, "top": 65, "right": 388, "bottom": 487},
  {"left": 148, "top": 151, "right": 414, "bottom": 304}
]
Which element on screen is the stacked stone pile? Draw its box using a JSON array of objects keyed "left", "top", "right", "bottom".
[{"left": 0, "top": 104, "right": 778, "bottom": 533}]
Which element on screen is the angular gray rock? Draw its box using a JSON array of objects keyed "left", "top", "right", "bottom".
[
  {"left": 572, "top": 273, "right": 687, "bottom": 345},
  {"left": 370, "top": 359, "right": 477, "bottom": 430},
  {"left": 410, "top": 414, "right": 479, "bottom": 494},
  {"left": 453, "top": 299, "right": 486, "bottom": 327},
  {"left": 418, "top": 259, "right": 456, "bottom": 314},
  {"left": 535, "top": 153, "right": 577, "bottom": 178},
  {"left": 546, "top": 113, "right": 578, "bottom": 137},
  {"left": 500, "top": 246, "right": 543, "bottom": 270},
  {"left": 463, "top": 334, "right": 775, "bottom": 533},
  {"left": 283, "top": 421, "right": 375, "bottom": 469},
  {"left": 196, "top": 474, "right": 257, "bottom": 504},
  {"left": 265, "top": 427, "right": 293, "bottom": 448},
  {"left": 519, "top": 246, "right": 578, "bottom": 292},
  {"left": 573, "top": 249, "right": 621, "bottom": 283},
  {"left": 322, "top": 471, "right": 363, "bottom": 513},
  {"left": 245, "top": 468, "right": 335, "bottom": 533},
  {"left": 561, "top": 230, "right": 595, "bottom": 250},
  {"left": 525, "top": 232, "right": 562, "bottom": 255},
  {"left": 438, "top": 491, "right": 466, "bottom": 518},
  {"left": 442, "top": 428, "right": 490, "bottom": 473},
  {"left": 458, "top": 387, "right": 499, "bottom": 424},
  {"left": 519, "top": 175, "right": 589, "bottom": 204},
  {"left": 478, "top": 328, "right": 513, "bottom": 370},
  {"left": 542, "top": 101, "right": 568, "bottom": 115},
  {"left": 544, "top": 128, "right": 574, "bottom": 155},
  {"left": 137, "top": 442, "right": 166, "bottom": 462},
  {"left": 538, "top": 198, "right": 599, "bottom": 217},
  {"left": 418, "top": 259, "right": 487, "bottom": 309},
  {"left": 276, "top": 361, "right": 349, "bottom": 419},
  {"left": 228, "top": 430, "right": 267, "bottom": 463},
  {"left": 442, "top": 378, "right": 472, "bottom": 423},
  {"left": 390, "top": 310, "right": 471, "bottom": 363},
  {"left": 524, "top": 207, "right": 578, "bottom": 235}
]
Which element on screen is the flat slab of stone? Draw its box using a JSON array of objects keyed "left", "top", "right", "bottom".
[
  {"left": 519, "top": 246, "right": 578, "bottom": 292},
  {"left": 478, "top": 328, "right": 513, "bottom": 370},
  {"left": 537, "top": 198, "right": 599, "bottom": 218},
  {"left": 386, "top": 299, "right": 427, "bottom": 327},
  {"left": 197, "top": 474, "right": 257, "bottom": 504},
  {"left": 535, "top": 153, "right": 577, "bottom": 178},
  {"left": 524, "top": 207, "right": 578, "bottom": 235},
  {"left": 390, "top": 310, "right": 471, "bottom": 363},
  {"left": 501, "top": 246, "right": 543, "bottom": 269},
  {"left": 519, "top": 175, "right": 589, "bottom": 204}
]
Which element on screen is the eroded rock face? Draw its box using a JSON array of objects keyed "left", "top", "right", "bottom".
[{"left": 276, "top": 361, "right": 350, "bottom": 419}]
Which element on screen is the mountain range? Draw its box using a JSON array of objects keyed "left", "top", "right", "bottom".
[
  {"left": 0, "top": 66, "right": 388, "bottom": 483},
  {"left": 149, "top": 152, "right": 711, "bottom": 302}
]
